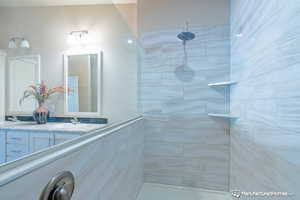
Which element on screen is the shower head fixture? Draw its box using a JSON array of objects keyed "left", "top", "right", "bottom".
[
  {"left": 177, "top": 32, "right": 196, "bottom": 41},
  {"left": 175, "top": 22, "right": 196, "bottom": 82},
  {"left": 177, "top": 22, "right": 196, "bottom": 42}
]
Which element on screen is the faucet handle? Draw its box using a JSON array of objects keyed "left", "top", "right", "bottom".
[
  {"left": 8, "top": 116, "right": 19, "bottom": 122},
  {"left": 70, "top": 117, "right": 80, "bottom": 124}
]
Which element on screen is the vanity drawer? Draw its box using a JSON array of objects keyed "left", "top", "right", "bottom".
[
  {"left": 6, "top": 143, "right": 28, "bottom": 156},
  {"left": 7, "top": 131, "right": 29, "bottom": 145}
]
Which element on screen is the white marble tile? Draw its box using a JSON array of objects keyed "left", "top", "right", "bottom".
[
  {"left": 230, "top": 0, "right": 300, "bottom": 199},
  {"left": 140, "top": 25, "right": 231, "bottom": 191}
]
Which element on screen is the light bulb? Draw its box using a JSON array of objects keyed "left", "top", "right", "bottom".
[
  {"left": 20, "top": 39, "right": 30, "bottom": 48},
  {"left": 8, "top": 39, "right": 17, "bottom": 49}
]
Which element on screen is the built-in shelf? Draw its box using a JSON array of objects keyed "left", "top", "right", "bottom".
[
  {"left": 208, "top": 81, "right": 237, "bottom": 86},
  {"left": 208, "top": 113, "right": 238, "bottom": 119}
]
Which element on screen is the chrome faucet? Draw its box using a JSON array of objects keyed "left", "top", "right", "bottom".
[
  {"left": 7, "top": 116, "right": 19, "bottom": 122},
  {"left": 70, "top": 117, "right": 80, "bottom": 125}
]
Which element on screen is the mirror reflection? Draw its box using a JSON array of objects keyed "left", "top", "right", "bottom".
[
  {"left": 7, "top": 56, "right": 40, "bottom": 115},
  {"left": 0, "top": 1, "right": 138, "bottom": 168},
  {"left": 66, "top": 53, "right": 100, "bottom": 114}
]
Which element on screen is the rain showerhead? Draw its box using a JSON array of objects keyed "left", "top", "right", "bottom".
[
  {"left": 174, "top": 22, "right": 196, "bottom": 82},
  {"left": 177, "top": 22, "right": 196, "bottom": 42},
  {"left": 177, "top": 31, "right": 196, "bottom": 41}
]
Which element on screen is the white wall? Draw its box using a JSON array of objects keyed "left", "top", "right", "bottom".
[
  {"left": 115, "top": 3, "right": 137, "bottom": 36},
  {"left": 0, "top": 50, "right": 5, "bottom": 122},
  {"left": 138, "top": 0, "right": 230, "bottom": 34},
  {"left": 0, "top": 5, "right": 139, "bottom": 123}
]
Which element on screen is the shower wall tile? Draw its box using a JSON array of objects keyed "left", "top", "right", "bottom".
[
  {"left": 140, "top": 25, "right": 230, "bottom": 191},
  {"left": 231, "top": 0, "right": 300, "bottom": 199}
]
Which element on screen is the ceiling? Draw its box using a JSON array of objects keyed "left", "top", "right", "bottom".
[{"left": 0, "top": 0, "right": 136, "bottom": 7}]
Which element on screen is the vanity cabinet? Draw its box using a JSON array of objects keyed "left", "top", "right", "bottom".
[
  {"left": 6, "top": 131, "right": 30, "bottom": 162},
  {"left": 0, "top": 131, "right": 6, "bottom": 164},
  {"left": 0, "top": 130, "right": 78, "bottom": 163},
  {"left": 29, "top": 132, "right": 54, "bottom": 153}
]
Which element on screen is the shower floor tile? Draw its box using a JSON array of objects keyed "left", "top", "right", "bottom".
[{"left": 137, "top": 183, "right": 232, "bottom": 200}]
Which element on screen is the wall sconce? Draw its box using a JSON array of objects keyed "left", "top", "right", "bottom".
[
  {"left": 68, "top": 30, "right": 89, "bottom": 45},
  {"left": 8, "top": 37, "right": 30, "bottom": 49}
]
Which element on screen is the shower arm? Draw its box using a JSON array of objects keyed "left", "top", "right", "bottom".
[
  {"left": 183, "top": 41, "right": 188, "bottom": 66},
  {"left": 183, "top": 22, "right": 191, "bottom": 66}
]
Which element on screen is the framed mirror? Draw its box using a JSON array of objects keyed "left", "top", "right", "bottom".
[
  {"left": 7, "top": 55, "right": 41, "bottom": 115},
  {"left": 64, "top": 50, "right": 102, "bottom": 116}
]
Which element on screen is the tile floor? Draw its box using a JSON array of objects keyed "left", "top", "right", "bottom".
[{"left": 137, "top": 183, "right": 232, "bottom": 200}]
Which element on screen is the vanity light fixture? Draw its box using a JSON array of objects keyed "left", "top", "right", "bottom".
[
  {"left": 68, "top": 30, "right": 89, "bottom": 44},
  {"left": 8, "top": 37, "right": 30, "bottom": 49}
]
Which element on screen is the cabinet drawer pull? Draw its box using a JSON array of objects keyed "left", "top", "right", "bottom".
[
  {"left": 10, "top": 137, "right": 22, "bottom": 141},
  {"left": 11, "top": 150, "right": 22, "bottom": 154}
]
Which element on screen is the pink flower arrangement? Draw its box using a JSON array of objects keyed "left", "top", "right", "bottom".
[{"left": 20, "top": 81, "right": 71, "bottom": 106}]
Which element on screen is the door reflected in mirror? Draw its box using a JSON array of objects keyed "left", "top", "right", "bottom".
[
  {"left": 64, "top": 51, "right": 102, "bottom": 116},
  {"left": 7, "top": 55, "right": 40, "bottom": 115}
]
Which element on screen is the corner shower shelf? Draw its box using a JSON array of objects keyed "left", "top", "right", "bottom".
[
  {"left": 208, "top": 113, "right": 238, "bottom": 119},
  {"left": 208, "top": 81, "right": 237, "bottom": 87}
]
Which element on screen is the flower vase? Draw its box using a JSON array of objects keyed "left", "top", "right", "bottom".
[{"left": 33, "top": 103, "right": 50, "bottom": 124}]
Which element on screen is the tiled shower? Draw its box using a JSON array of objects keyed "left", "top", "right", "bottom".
[
  {"left": 139, "top": 25, "right": 231, "bottom": 191},
  {"left": 0, "top": 0, "right": 299, "bottom": 199},
  {"left": 138, "top": 0, "right": 300, "bottom": 199}
]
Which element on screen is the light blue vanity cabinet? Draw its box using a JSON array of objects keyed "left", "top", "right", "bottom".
[
  {"left": 3, "top": 130, "right": 77, "bottom": 163},
  {"left": 29, "top": 132, "right": 54, "bottom": 153},
  {"left": 0, "top": 131, "right": 6, "bottom": 164},
  {"left": 0, "top": 130, "right": 78, "bottom": 164},
  {"left": 0, "top": 122, "right": 103, "bottom": 164},
  {"left": 6, "top": 131, "right": 30, "bottom": 162}
]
